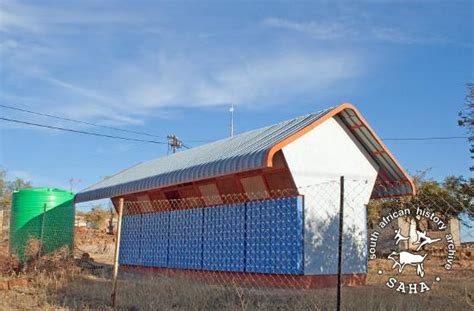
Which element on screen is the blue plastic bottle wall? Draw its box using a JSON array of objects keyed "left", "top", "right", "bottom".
[
  {"left": 119, "top": 196, "right": 303, "bottom": 275},
  {"left": 246, "top": 197, "right": 303, "bottom": 274},
  {"left": 141, "top": 212, "right": 168, "bottom": 267},
  {"left": 203, "top": 204, "right": 246, "bottom": 271},
  {"left": 168, "top": 208, "right": 203, "bottom": 269}
]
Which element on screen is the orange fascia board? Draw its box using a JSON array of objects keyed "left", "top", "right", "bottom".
[{"left": 265, "top": 103, "right": 416, "bottom": 196}]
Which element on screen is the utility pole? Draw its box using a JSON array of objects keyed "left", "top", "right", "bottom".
[
  {"left": 229, "top": 103, "right": 234, "bottom": 138},
  {"left": 69, "top": 178, "right": 82, "bottom": 192},
  {"left": 167, "top": 134, "right": 183, "bottom": 154}
]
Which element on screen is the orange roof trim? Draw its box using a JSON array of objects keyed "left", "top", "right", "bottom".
[{"left": 265, "top": 103, "right": 416, "bottom": 196}]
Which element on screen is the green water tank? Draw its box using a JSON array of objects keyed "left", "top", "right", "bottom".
[{"left": 9, "top": 188, "right": 75, "bottom": 260}]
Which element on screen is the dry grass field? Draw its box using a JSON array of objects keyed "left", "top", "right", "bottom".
[{"left": 0, "top": 229, "right": 473, "bottom": 310}]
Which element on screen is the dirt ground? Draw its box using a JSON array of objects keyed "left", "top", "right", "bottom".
[
  {"left": 0, "top": 229, "right": 473, "bottom": 310},
  {"left": 74, "top": 227, "right": 115, "bottom": 265}
]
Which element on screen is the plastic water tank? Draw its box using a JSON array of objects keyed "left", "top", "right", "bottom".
[{"left": 9, "top": 188, "right": 75, "bottom": 260}]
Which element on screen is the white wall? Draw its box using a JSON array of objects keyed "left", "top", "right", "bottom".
[{"left": 282, "top": 116, "right": 379, "bottom": 275}]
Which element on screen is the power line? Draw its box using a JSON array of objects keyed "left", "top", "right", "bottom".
[
  {"left": 184, "top": 136, "right": 470, "bottom": 144},
  {"left": 0, "top": 117, "right": 168, "bottom": 145},
  {"left": 0, "top": 103, "right": 165, "bottom": 139},
  {"left": 383, "top": 136, "right": 470, "bottom": 141},
  {"left": 0, "top": 112, "right": 470, "bottom": 148}
]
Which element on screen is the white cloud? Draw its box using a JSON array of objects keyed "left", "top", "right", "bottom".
[
  {"left": 40, "top": 76, "right": 117, "bottom": 106},
  {"left": 214, "top": 52, "right": 360, "bottom": 105},
  {"left": 371, "top": 27, "right": 446, "bottom": 45},
  {"left": 2, "top": 49, "right": 363, "bottom": 127},
  {"left": 263, "top": 17, "right": 446, "bottom": 45},
  {"left": 0, "top": 1, "right": 366, "bottom": 130},
  {"left": 0, "top": 0, "right": 142, "bottom": 34},
  {"left": 263, "top": 18, "right": 355, "bottom": 40},
  {"left": 117, "top": 50, "right": 362, "bottom": 110},
  {"left": 0, "top": 1, "right": 39, "bottom": 33}
]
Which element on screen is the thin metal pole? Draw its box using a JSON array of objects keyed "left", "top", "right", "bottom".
[
  {"left": 39, "top": 203, "right": 47, "bottom": 258},
  {"left": 337, "top": 176, "right": 344, "bottom": 311},
  {"left": 230, "top": 104, "right": 234, "bottom": 138},
  {"left": 111, "top": 198, "right": 124, "bottom": 308}
]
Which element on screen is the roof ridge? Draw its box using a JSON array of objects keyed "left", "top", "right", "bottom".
[{"left": 76, "top": 105, "right": 337, "bottom": 201}]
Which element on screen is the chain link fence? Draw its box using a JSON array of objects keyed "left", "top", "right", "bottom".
[
  {"left": 109, "top": 178, "right": 473, "bottom": 310},
  {"left": 0, "top": 178, "right": 472, "bottom": 310}
]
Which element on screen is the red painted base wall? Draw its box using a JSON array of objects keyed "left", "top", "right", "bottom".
[{"left": 121, "top": 265, "right": 366, "bottom": 289}]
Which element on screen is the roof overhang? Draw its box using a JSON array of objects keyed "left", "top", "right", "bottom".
[{"left": 265, "top": 103, "right": 416, "bottom": 199}]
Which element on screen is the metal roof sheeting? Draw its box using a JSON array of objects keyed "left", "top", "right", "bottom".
[
  {"left": 75, "top": 104, "right": 415, "bottom": 203},
  {"left": 75, "top": 107, "right": 334, "bottom": 203}
]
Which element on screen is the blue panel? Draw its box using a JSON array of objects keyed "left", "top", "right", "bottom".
[
  {"left": 246, "top": 197, "right": 303, "bottom": 274},
  {"left": 119, "top": 214, "right": 142, "bottom": 265},
  {"left": 120, "top": 196, "right": 303, "bottom": 275},
  {"left": 168, "top": 209, "right": 203, "bottom": 269},
  {"left": 203, "top": 204, "right": 245, "bottom": 272},
  {"left": 140, "top": 212, "right": 169, "bottom": 267}
]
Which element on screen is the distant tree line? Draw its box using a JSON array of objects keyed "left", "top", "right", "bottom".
[
  {"left": 458, "top": 83, "right": 474, "bottom": 171},
  {"left": 368, "top": 171, "right": 473, "bottom": 230},
  {"left": 0, "top": 168, "right": 32, "bottom": 210},
  {"left": 77, "top": 206, "right": 112, "bottom": 230}
]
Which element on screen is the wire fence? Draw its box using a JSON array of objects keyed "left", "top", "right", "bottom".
[
  {"left": 0, "top": 178, "right": 472, "bottom": 310},
  {"left": 112, "top": 178, "right": 473, "bottom": 310}
]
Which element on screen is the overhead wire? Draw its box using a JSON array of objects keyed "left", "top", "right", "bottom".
[
  {"left": 1, "top": 102, "right": 470, "bottom": 147},
  {"left": 0, "top": 103, "right": 166, "bottom": 139},
  {"left": 382, "top": 136, "right": 470, "bottom": 141},
  {"left": 0, "top": 117, "right": 168, "bottom": 145}
]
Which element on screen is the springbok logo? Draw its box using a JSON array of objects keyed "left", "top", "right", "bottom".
[
  {"left": 413, "top": 230, "right": 441, "bottom": 251},
  {"left": 388, "top": 251, "right": 428, "bottom": 277},
  {"left": 368, "top": 207, "right": 457, "bottom": 295}
]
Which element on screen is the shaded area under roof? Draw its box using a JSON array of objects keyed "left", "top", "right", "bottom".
[{"left": 75, "top": 103, "right": 415, "bottom": 203}]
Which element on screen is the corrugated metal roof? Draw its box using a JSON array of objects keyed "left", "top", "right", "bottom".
[
  {"left": 75, "top": 103, "right": 415, "bottom": 203},
  {"left": 75, "top": 107, "right": 335, "bottom": 203}
]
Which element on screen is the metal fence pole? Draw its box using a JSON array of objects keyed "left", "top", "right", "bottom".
[
  {"left": 111, "top": 198, "right": 124, "bottom": 308},
  {"left": 39, "top": 203, "right": 47, "bottom": 258},
  {"left": 337, "top": 176, "right": 344, "bottom": 311}
]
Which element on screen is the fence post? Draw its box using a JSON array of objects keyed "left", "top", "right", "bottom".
[
  {"left": 111, "top": 198, "right": 124, "bottom": 308},
  {"left": 337, "top": 176, "right": 344, "bottom": 311},
  {"left": 39, "top": 203, "right": 47, "bottom": 258}
]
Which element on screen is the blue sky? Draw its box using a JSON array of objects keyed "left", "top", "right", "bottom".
[{"left": 0, "top": 0, "right": 472, "bottom": 209}]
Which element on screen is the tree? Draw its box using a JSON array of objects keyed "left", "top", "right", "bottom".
[
  {"left": 367, "top": 171, "right": 472, "bottom": 231},
  {"left": 0, "top": 169, "right": 6, "bottom": 199},
  {"left": 0, "top": 168, "right": 33, "bottom": 210},
  {"left": 443, "top": 175, "right": 473, "bottom": 212},
  {"left": 458, "top": 83, "right": 474, "bottom": 171},
  {"left": 84, "top": 206, "right": 109, "bottom": 229},
  {"left": 411, "top": 177, "right": 468, "bottom": 217}
]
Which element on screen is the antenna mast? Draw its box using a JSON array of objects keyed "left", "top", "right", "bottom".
[{"left": 229, "top": 104, "right": 234, "bottom": 138}]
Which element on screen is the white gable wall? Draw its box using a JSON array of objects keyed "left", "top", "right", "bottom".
[{"left": 282, "top": 116, "right": 379, "bottom": 274}]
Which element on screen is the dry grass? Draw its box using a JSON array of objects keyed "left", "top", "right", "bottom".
[
  {"left": 0, "top": 258, "right": 472, "bottom": 311},
  {"left": 1, "top": 235, "right": 473, "bottom": 310}
]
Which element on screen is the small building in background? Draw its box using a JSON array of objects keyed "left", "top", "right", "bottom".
[
  {"left": 371, "top": 214, "right": 462, "bottom": 257},
  {"left": 76, "top": 103, "right": 415, "bottom": 287},
  {"left": 74, "top": 215, "right": 88, "bottom": 227}
]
